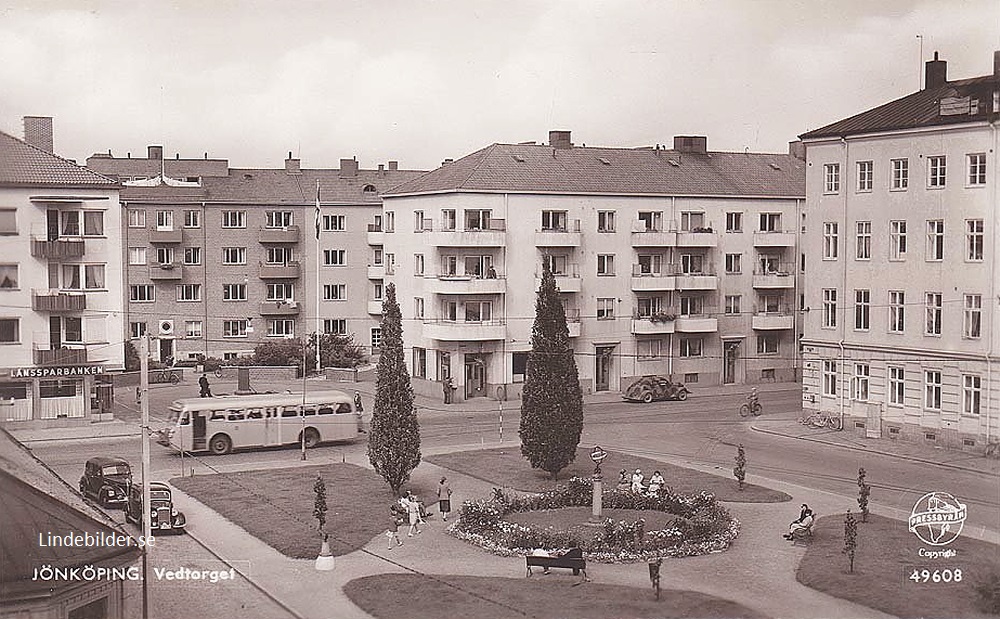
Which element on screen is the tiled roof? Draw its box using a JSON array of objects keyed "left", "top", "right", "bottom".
[
  {"left": 383, "top": 143, "right": 804, "bottom": 197},
  {"left": 0, "top": 131, "right": 117, "bottom": 188},
  {"left": 800, "top": 75, "right": 999, "bottom": 140}
]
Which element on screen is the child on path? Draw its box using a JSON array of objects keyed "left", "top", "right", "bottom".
[
  {"left": 403, "top": 493, "right": 422, "bottom": 536},
  {"left": 386, "top": 504, "right": 404, "bottom": 550},
  {"left": 437, "top": 477, "right": 453, "bottom": 522}
]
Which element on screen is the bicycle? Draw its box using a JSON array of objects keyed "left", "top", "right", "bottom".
[
  {"left": 153, "top": 369, "right": 180, "bottom": 385},
  {"left": 738, "top": 400, "right": 763, "bottom": 417},
  {"left": 800, "top": 412, "right": 841, "bottom": 430},
  {"left": 214, "top": 367, "right": 224, "bottom": 379}
]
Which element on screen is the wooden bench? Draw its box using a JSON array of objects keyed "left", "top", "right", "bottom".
[
  {"left": 790, "top": 521, "right": 814, "bottom": 545},
  {"left": 525, "top": 548, "right": 588, "bottom": 579}
]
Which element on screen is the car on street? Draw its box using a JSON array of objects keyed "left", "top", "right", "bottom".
[
  {"left": 124, "top": 481, "right": 186, "bottom": 533},
  {"left": 79, "top": 456, "right": 132, "bottom": 508},
  {"left": 623, "top": 376, "right": 690, "bottom": 403}
]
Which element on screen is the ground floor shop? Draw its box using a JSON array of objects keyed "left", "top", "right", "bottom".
[{"left": 0, "top": 365, "right": 112, "bottom": 427}]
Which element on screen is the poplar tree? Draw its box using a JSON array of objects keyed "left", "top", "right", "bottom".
[
  {"left": 368, "top": 283, "right": 421, "bottom": 494},
  {"left": 519, "top": 264, "right": 584, "bottom": 479},
  {"left": 313, "top": 475, "right": 328, "bottom": 534}
]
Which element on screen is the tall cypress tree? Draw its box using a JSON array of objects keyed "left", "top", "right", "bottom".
[
  {"left": 368, "top": 283, "right": 421, "bottom": 494},
  {"left": 519, "top": 264, "right": 584, "bottom": 478}
]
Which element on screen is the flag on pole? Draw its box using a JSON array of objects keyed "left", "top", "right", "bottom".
[{"left": 314, "top": 180, "right": 321, "bottom": 240}]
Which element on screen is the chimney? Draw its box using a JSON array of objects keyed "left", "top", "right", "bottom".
[
  {"left": 377, "top": 164, "right": 385, "bottom": 175},
  {"left": 340, "top": 157, "right": 358, "bottom": 177},
  {"left": 148, "top": 145, "right": 163, "bottom": 160},
  {"left": 285, "top": 151, "right": 301, "bottom": 174},
  {"left": 925, "top": 51, "right": 947, "bottom": 89},
  {"left": 388, "top": 161, "right": 398, "bottom": 171},
  {"left": 23, "top": 116, "right": 53, "bottom": 153},
  {"left": 441, "top": 158, "right": 454, "bottom": 166},
  {"left": 788, "top": 140, "right": 806, "bottom": 160},
  {"left": 673, "top": 135, "right": 708, "bottom": 155},
  {"left": 548, "top": 130, "right": 573, "bottom": 150}
]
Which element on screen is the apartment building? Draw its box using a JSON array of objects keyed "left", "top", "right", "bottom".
[
  {"left": 799, "top": 51, "right": 1000, "bottom": 449},
  {"left": 382, "top": 131, "right": 805, "bottom": 401},
  {"left": 0, "top": 117, "right": 125, "bottom": 426},
  {"left": 85, "top": 148, "right": 424, "bottom": 362}
]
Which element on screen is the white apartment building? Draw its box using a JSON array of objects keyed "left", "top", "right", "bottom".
[
  {"left": 800, "top": 51, "right": 1000, "bottom": 450},
  {"left": 0, "top": 118, "right": 124, "bottom": 426},
  {"left": 382, "top": 132, "right": 805, "bottom": 401}
]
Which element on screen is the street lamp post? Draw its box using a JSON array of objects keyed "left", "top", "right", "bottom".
[{"left": 589, "top": 445, "right": 608, "bottom": 523}]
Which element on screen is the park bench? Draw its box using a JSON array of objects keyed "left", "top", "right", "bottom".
[
  {"left": 790, "top": 520, "right": 814, "bottom": 545},
  {"left": 525, "top": 548, "right": 588, "bottom": 580}
]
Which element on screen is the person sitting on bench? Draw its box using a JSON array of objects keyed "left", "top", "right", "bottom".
[{"left": 783, "top": 504, "right": 814, "bottom": 540}]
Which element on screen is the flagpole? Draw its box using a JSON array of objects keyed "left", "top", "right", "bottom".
[{"left": 314, "top": 180, "right": 322, "bottom": 376}]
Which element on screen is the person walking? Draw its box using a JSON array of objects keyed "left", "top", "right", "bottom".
[
  {"left": 354, "top": 391, "right": 364, "bottom": 413},
  {"left": 386, "top": 504, "right": 404, "bottom": 550},
  {"left": 199, "top": 374, "right": 212, "bottom": 398},
  {"left": 443, "top": 377, "right": 456, "bottom": 404},
  {"left": 437, "top": 477, "right": 453, "bottom": 522},
  {"left": 403, "top": 493, "right": 422, "bottom": 536}
]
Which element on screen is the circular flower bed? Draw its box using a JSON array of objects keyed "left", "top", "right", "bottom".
[{"left": 448, "top": 477, "right": 740, "bottom": 563}]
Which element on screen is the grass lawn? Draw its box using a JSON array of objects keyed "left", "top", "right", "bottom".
[
  {"left": 427, "top": 447, "right": 790, "bottom": 502},
  {"left": 172, "top": 463, "right": 432, "bottom": 558},
  {"left": 344, "top": 574, "right": 770, "bottom": 619},
  {"left": 797, "top": 513, "right": 1000, "bottom": 618}
]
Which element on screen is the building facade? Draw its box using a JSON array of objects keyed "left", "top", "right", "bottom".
[
  {"left": 799, "top": 51, "right": 1000, "bottom": 450},
  {"left": 0, "top": 118, "right": 125, "bottom": 426},
  {"left": 382, "top": 131, "right": 805, "bottom": 401}
]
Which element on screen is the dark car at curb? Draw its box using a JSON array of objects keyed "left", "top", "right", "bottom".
[
  {"left": 124, "top": 481, "right": 186, "bottom": 534},
  {"left": 79, "top": 456, "right": 132, "bottom": 508},
  {"left": 623, "top": 376, "right": 690, "bottom": 403}
]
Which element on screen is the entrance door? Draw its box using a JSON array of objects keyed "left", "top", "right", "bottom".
[
  {"left": 192, "top": 413, "right": 207, "bottom": 451},
  {"left": 866, "top": 403, "right": 882, "bottom": 438},
  {"left": 159, "top": 338, "right": 174, "bottom": 364},
  {"left": 595, "top": 346, "right": 615, "bottom": 392},
  {"left": 465, "top": 354, "right": 487, "bottom": 398},
  {"left": 723, "top": 341, "right": 740, "bottom": 384}
]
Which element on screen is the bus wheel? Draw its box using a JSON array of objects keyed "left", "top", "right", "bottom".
[
  {"left": 209, "top": 434, "right": 232, "bottom": 455},
  {"left": 302, "top": 428, "right": 320, "bottom": 449}
]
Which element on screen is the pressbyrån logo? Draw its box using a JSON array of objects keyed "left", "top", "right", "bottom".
[{"left": 908, "top": 492, "right": 967, "bottom": 546}]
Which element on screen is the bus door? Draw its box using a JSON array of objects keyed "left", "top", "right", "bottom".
[
  {"left": 192, "top": 412, "right": 207, "bottom": 451},
  {"left": 263, "top": 407, "right": 280, "bottom": 446}
]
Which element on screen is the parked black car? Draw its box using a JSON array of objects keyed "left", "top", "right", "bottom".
[
  {"left": 79, "top": 456, "right": 132, "bottom": 508},
  {"left": 623, "top": 376, "right": 690, "bottom": 403},
  {"left": 124, "top": 481, "right": 186, "bottom": 533}
]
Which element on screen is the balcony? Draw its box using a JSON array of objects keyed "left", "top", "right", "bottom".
[
  {"left": 674, "top": 316, "right": 718, "bottom": 333},
  {"left": 752, "top": 269, "right": 795, "bottom": 289},
  {"left": 366, "top": 223, "right": 385, "bottom": 245},
  {"left": 368, "top": 265, "right": 385, "bottom": 279},
  {"left": 259, "top": 262, "right": 301, "bottom": 279},
  {"left": 259, "top": 300, "right": 301, "bottom": 316},
  {"left": 631, "top": 315, "right": 676, "bottom": 335},
  {"left": 423, "top": 320, "right": 506, "bottom": 341},
  {"left": 535, "top": 220, "right": 582, "bottom": 247},
  {"left": 426, "top": 275, "right": 506, "bottom": 295},
  {"left": 149, "top": 263, "right": 184, "bottom": 281},
  {"left": 565, "top": 309, "right": 582, "bottom": 338},
  {"left": 753, "top": 231, "right": 795, "bottom": 248},
  {"left": 631, "top": 264, "right": 675, "bottom": 291},
  {"left": 368, "top": 300, "right": 383, "bottom": 315},
  {"left": 259, "top": 226, "right": 301, "bottom": 244},
  {"left": 32, "top": 291, "right": 86, "bottom": 312},
  {"left": 674, "top": 272, "right": 718, "bottom": 290},
  {"left": 34, "top": 346, "right": 88, "bottom": 366},
  {"left": 676, "top": 229, "right": 719, "bottom": 247},
  {"left": 31, "top": 237, "right": 85, "bottom": 259},
  {"left": 149, "top": 228, "right": 183, "bottom": 244},
  {"left": 429, "top": 220, "right": 506, "bottom": 247},
  {"left": 752, "top": 312, "right": 794, "bottom": 330},
  {"left": 630, "top": 229, "right": 677, "bottom": 247},
  {"left": 535, "top": 266, "right": 582, "bottom": 293}
]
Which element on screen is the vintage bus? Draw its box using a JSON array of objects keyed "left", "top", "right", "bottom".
[{"left": 156, "top": 390, "right": 363, "bottom": 455}]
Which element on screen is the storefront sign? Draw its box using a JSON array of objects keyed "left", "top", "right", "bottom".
[{"left": 11, "top": 366, "right": 106, "bottom": 378}]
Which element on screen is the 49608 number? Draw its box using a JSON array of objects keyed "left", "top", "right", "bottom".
[{"left": 908, "top": 568, "right": 962, "bottom": 584}]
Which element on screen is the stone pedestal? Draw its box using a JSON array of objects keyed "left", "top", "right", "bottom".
[{"left": 590, "top": 474, "right": 603, "bottom": 523}]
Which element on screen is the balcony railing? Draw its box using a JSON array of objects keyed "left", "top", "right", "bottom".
[
  {"left": 753, "top": 230, "right": 795, "bottom": 247},
  {"left": 565, "top": 308, "right": 582, "bottom": 337},
  {"left": 676, "top": 227, "right": 719, "bottom": 247},
  {"left": 426, "top": 275, "right": 506, "bottom": 295},
  {"left": 535, "top": 264, "right": 582, "bottom": 293},
  {"left": 33, "top": 346, "right": 88, "bottom": 366},
  {"left": 149, "top": 228, "right": 183, "bottom": 244},
  {"left": 752, "top": 265, "right": 795, "bottom": 289},
  {"left": 258, "top": 225, "right": 301, "bottom": 244},
  {"left": 32, "top": 290, "right": 86, "bottom": 312},
  {"left": 535, "top": 219, "right": 582, "bottom": 246},
  {"left": 752, "top": 305, "right": 794, "bottom": 330},
  {"left": 259, "top": 300, "right": 301, "bottom": 316},
  {"left": 149, "top": 263, "right": 184, "bottom": 281},
  {"left": 258, "top": 261, "right": 301, "bottom": 279},
  {"left": 366, "top": 223, "right": 385, "bottom": 245},
  {"left": 674, "top": 311, "right": 719, "bottom": 333},
  {"left": 31, "top": 237, "right": 86, "bottom": 259},
  {"left": 631, "top": 311, "right": 677, "bottom": 335},
  {"left": 422, "top": 319, "right": 506, "bottom": 341}
]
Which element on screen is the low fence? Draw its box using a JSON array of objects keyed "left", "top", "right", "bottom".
[{"left": 324, "top": 365, "right": 376, "bottom": 383}]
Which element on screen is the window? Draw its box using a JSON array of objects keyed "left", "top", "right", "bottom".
[
  {"left": 127, "top": 209, "right": 146, "bottom": 228},
  {"left": 758, "top": 254, "right": 780, "bottom": 274},
  {"left": 266, "top": 246, "right": 293, "bottom": 265},
  {"left": 680, "top": 337, "right": 703, "bottom": 358},
  {"left": 928, "top": 156, "right": 946, "bottom": 187},
  {"left": 59, "top": 212, "right": 82, "bottom": 236},
  {"left": 597, "top": 298, "right": 615, "bottom": 320},
  {"left": 222, "top": 247, "right": 246, "bottom": 265},
  {"left": 890, "top": 220, "right": 907, "bottom": 260},
  {"left": 636, "top": 296, "right": 664, "bottom": 318},
  {"left": 679, "top": 212, "right": 705, "bottom": 232},
  {"left": 414, "top": 210, "right": 425, "bottom": 232},
  {"left": 464, "top": 255, "right": 493, "bottom": 278},
  {"left": 414, "top": 297, "right": 425, "bottom": 319},
  {"left": 39, "top": 380, "right": 77, "bottom": 399},
  {"left": 966, "top": 219, "right": 984, "bottom": 261},
  {"left": 266, "top": 283, "right": 293, "bottom": 301},
  {"left": 924, "top": 370, "right": 942, "bottom": 410},
  {"left": 441, "top": 255, "right": 458, "bottom": 276},
  {"left": 598, "top": 211, "right": 616, "bottom": 232},
  {"left": 759, "top": 213, "right": 781, "bottom": 232},
  {"left": 441, "top": 209, "right": 456, "bottom": 231},
  {"left": 155, "top": 210, "right": 174, "bottom": 231},
  {"left": 637, "top": 211, "right": 662, "bottom": 232},
  {"left": 0, "top": 209, "right": 16, "bottom": 235},
  {"left": 824, "top": 163, "right": 840, "bottom": 193},
  {"left": 223, "top": 320, "right": 248, "bottom": 338},
  {"left": 823, "top": 222, "right": 838, "bottom": 259},
  {"left": 0, "top": 318, "right": 18, "bottom": 343},
  {"left": 724, "top": 253, "right": 741, "bottom": 274},
  {"left": 383, "top": 212, "right": 395, "bottom": 233},
  {"left": 222, "top": 284, "right": 247, "bottom": 301},
  {"left": 857, "top": 161, "right": 873, "bottom": 192},
  {"left": 464, "top": 301, "right": 492, "bottom": 322},
  {"left": 442, "top": 300, "right": 458, "bottom": 321},
  {"left": 155, "top": 247, "right": 174, "bottom": 265},
  {"left": 725, "top": 212, "right": 742, "bottom": 233},
  {"left": 372, "top": 248, "right": 383, "bottom": 266},
  {"left": 323, "top": 214, "right": 346, "bottom": 231},
  {"left": 323, "top": 319, "right": 347, "bottom": 335},
  {"left": 184, "top": 247, "right": 201, "bottom": 265},
  {"left": 264, "top": 211, "right": 292, "bottom": 228},
  {"left": 130, "top": 284, "right": 154, "bottom": 302},
  {"left": 964, "top": 294, "right": 982, "bottom": 339},
  {"left": 323, "top": 284, "right": 347, "bottom": 300},
  {"left": 544, "top": 254, "right": 570, "bottom": 275},
  {"left": 757, "top": 335, "right": 778, "bottom": 355},
  {"left": 968, "top": 153, "right": 987, "bottom": 186},
  {"left": 854, "top": 289, "right": 870, "bottom": 331},
  {"left": 0, "top": 264, "right": 22, "bottom": 289},
  {"left": 855, "top": 221, "right": 871, "bottom": 260},
  {"left": 888, "top": 291, "right": 905, "bottom": 333},
  {"left": 373, "top": 282, "right": 384, "bottom": 301},
  {"left": 823, "top": 360, "right": 837, "bottom": 396},
  {"left": 963, "top": 375, "right": 982, "bottom": 415},
  {"left": 891, "top": 158, "right": 908, "bottom": 190},
  {"left": 679, "top": 295, "right": 703, "bottom": 316},
  {"left": 267, "top": 319, "right": 294, "bottom": 337},
  {"left": 925, "top": 292, "right": 942, "bottom": 336},
  {"left": 888, "top": 366, "right": 905, "bottom": 406},
  {"left": 822, "top": 289, "right": 837, "bottom": 328},
  {"left": 82, "top": 211, "right": 104, "bottom": 235},
  {"left": 62, "top": 316, "right": 82, "bottom": 343},
  {"left": 464, "top": 209, "right": 491, "bottom": 230},
  {"left": 541, "top": 210, "right": 568, "bottom": 231},
  {"left": 597, "top": 254, "right": 615, "bottom": 276},
  {"left": 760, "top": 294, "right": 781, "bottom": 313},
  {"left": 637, "top": 339, "right": 661, "bottom": 359},
  {"left": 414, "top": 254, "right": 424, "bottom": 276},
  {"left": 724, "top": 295, "right": 741, "bottom": 315},
  {"left": 176, "top": 284, "right": 201, "bottom": 302},
  {"left": 370, "top": 328, "right": 382, "bottom": 351},
  {"left": 129, "top": 322, "right": 146, "bottom": 339},
  {"left": 323, "top": 249, "right": 346, "bottom": 266},
  {"left": 183, "top": 210, "right": 200, "bottom": 228},
  {"left": 853, "top": 363, "right": 870, "bottom": 401},
  {"left": 412, "top": 347, "right": 427, "bottom": 378},
  {"left": 926, "top": 220, "right": 944, "bottom": 261},
  {"left": 184, "top": 321, "right": 203, "bottom": 338},
  {"left": 680, "top": 253, "right": 704, "bottom": 274},
  {"left": 128, "top": 247, "right": 147, "bottom": 265},
  {"left": 222, "top": 210, "right": 247, "bottom": 228}
]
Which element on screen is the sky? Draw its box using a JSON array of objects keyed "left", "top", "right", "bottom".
[{"left": 1, "top": 0, "right": 998, "bottom": 172}]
